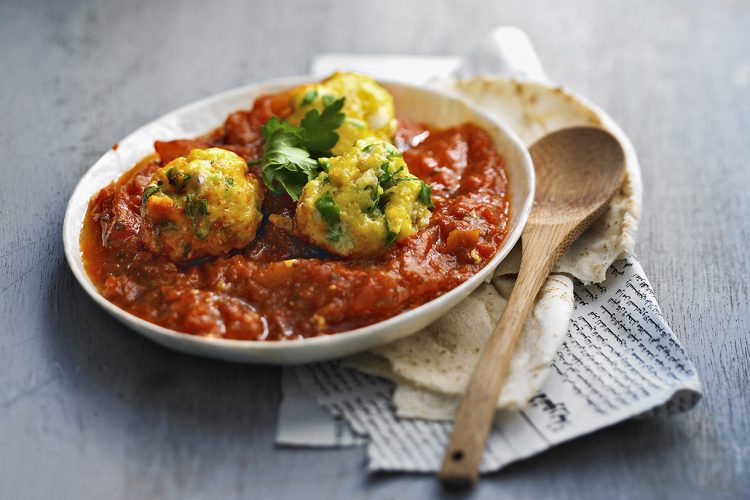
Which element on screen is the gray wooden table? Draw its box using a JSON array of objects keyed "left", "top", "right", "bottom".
[{"left": 1, "top": 0, "right": 748, "bottom": 498}]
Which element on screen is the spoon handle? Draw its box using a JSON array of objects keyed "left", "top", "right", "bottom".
[{"left": 438, "top": 221, "right": 574, "bottom": 486}]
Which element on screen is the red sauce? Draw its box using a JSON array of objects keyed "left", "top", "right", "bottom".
[{"left": 81, "top": 91, "right": 511, "bottom": 340}]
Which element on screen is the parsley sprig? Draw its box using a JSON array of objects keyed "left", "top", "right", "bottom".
[{"left": 260, "top": 96, "right": 345, "bottom": 200}]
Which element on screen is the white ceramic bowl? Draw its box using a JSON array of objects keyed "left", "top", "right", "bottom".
[{"left": 63, "top": 76, "right": 534, "bottom": 364}]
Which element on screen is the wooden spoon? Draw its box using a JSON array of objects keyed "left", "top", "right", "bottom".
[{"left": 439, "top": 126, "right": 626, "bottom": 486}]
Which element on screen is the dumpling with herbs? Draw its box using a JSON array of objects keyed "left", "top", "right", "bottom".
[
  {"left": 140, "top": 148, "right": 264, "bottom": 262},
  {"left": 295, "top": 139, "right": 433, "bottom": 257}
]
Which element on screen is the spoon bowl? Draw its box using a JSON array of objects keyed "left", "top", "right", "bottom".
[{"left": 531, "top": 126, "right": 627, "bottom": 224}]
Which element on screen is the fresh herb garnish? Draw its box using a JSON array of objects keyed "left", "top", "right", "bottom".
[
  {"left": 382, "top": 171, "right": 435, "bottom": 210},
  {"left": 166, "top": 168, "right": 191, "bottom": 193},
  {"left": 299, "top": 96, "right": 346, "bottom": 157},
  {"left": 260, "top": 97, "right": 345, "bottom": 200},
  {"left": 141, "top": 184, "right": 162, "bottom": 206},
  {"left": 301, "top": 89, "right": 318, "bottom": 106},
  {"left": 384, "top": 218, "right": 398, "bottom": 246},
  {"left": 184, "top": 194, "right": 210, "bottom": 240},
  {"left": 370, "top": 162, "right": 436, "bottom": 217},
  {"left": 260, "top": 117, "right": 318, "bottom": 200},
  {"left": 418, "top": 182, "right": 434, "bottom": 209},
  {"left": 224, "top": 177, "right": 234, "bottom": 187},
  {"left": 377, "top": 165, "right": 404, "bottom": 189},
  {"left": 315, "top": 191, "right": 343, "bottom": 242},
  {"left": 360, "top": 182, "right": 382, "bottom": 217},
  {"left": 183, "top": 196, "right": 209, "bottom": 217}
]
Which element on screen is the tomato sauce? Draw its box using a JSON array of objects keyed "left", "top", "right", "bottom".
[{"left": 81, "top": 92, "right": 511, "bottom": 340}]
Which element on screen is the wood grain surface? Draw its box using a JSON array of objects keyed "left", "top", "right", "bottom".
[{"left": 1, "top": 0, "right": 748, "bottom": 498}]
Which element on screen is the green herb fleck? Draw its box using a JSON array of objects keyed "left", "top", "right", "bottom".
[
  {"left": 224, "top": 177, "right": 234, "bottom": 188},
  {"left": 377, "top": 192, "right": 391, "bottom": 212},
  {"left": 315, "top": 191, "right": 343, "bottom": 242},
  {"left": 315, "top": 191, "right": 340, "bottom": 227},
  {"left": 318, "top": 157, "right": 331, "bottom": 171},
  {"left": 301, "top": 89, "right": 318, "bottom": 106},
  {"left": 364, "top": 184, "right": 382, "bottom": 217},
  {"left": 184, "top": 194, "right": 210, "bottom": 240},
  {"left": 345, "top": 117, "right": 366, "bottom": 129},
  {"left": 377, "top": 165, "right": 404, "bottom": 189},
  {"left": 384, "top": 218, "right": 398, "bottom": 246},
  {"left": 418, "top": 182, "right": 434, "bottom": 209},
  {"left": 166, "top": 168, "right": 191, "bottom": 193},
  {"left": 141, "top": 184, "right": 162, "bottom": 206},
  {"left": 383, "top": 173, "right": 434, "bottom": 210},
  {"left": 394, "top": 176, "right": 420, "bottom": 183}
]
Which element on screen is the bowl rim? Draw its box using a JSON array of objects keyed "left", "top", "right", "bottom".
[{"left": 62, "top": 74, "right": 535, "bottom": 354}]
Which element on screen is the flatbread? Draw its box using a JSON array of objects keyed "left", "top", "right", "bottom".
[
  {"left": 346, "top": 78, "right": 643, "bottom": 420},
  {"left": 448, "top": 78, "right": 642, "bottom": 284},
  {"left": 346, "top": 275, "right": 573, "bottom": 419}
]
